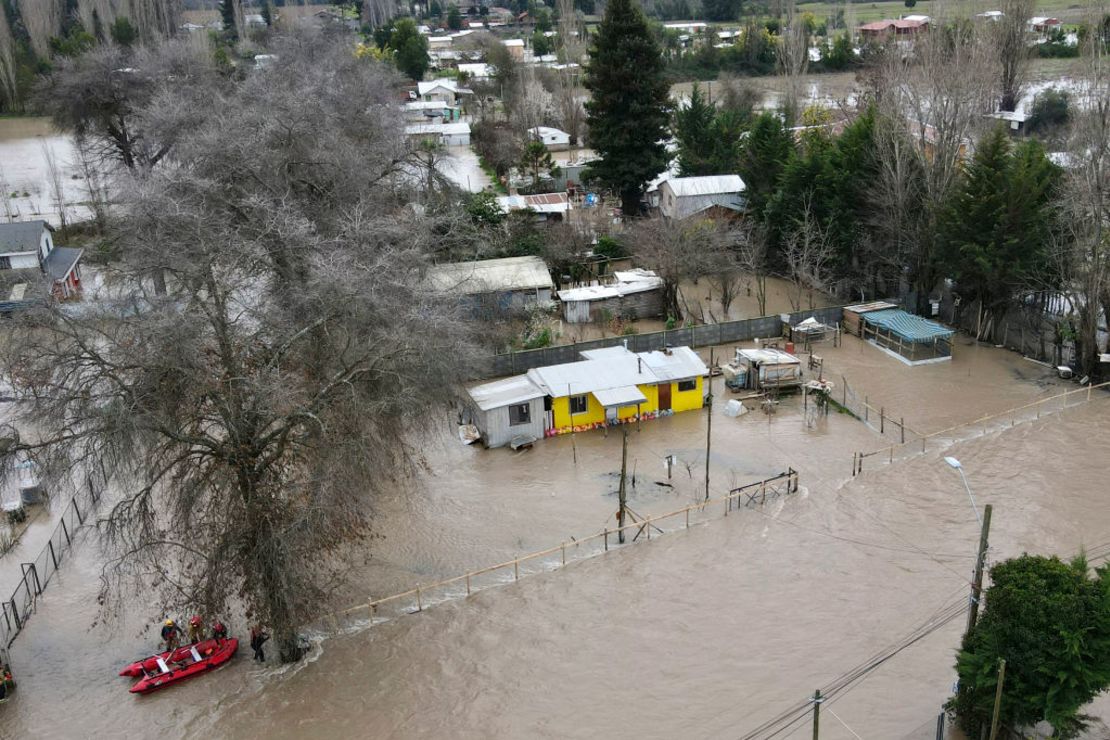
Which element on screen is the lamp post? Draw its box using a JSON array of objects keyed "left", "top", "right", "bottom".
[{"left": 944, "top": 456, "right": 982, "bottom": 526}]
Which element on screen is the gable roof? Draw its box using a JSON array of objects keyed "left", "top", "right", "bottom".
[
  {"left": 0, "top": 220, "right": 50, "bottom": 253},
  {"left": 530, "top": 345, "right": 707, "bottom": 398},
  {"left": 468, "top": 374, "right": 546, "bottom": 411}
]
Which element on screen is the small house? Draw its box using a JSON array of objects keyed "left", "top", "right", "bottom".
[
  {"left": 986, "top": 110, "right": 1028, "bottom": 134},
  {"left": 529, "top": 126, "right": 571, "bottom": 151},
  {"left": 416, "top": 79, "right": 471, "bottom": 105},
  {"left": 731, "top": 348, "right": 803, "bottom": 391},
  {"left": 404, "top": 121, "right": 471, "bottom": 147},
  {"left": 0, "top": 220, "right": 83, "bottom": 301},
  {"left": 496, "top": 192, "right": 571, "bottom": 222},
  {"left": 855, "top": 308, "right": 955, "bottom": 364},
  {"left": 1029, "top": 16, "right": 1061, "bottom": 32},
  {"left": 466, "top": 374, "right": 547, "bottom": 448},
  {"left": 558, "top": 269, "right": 664, "bottom": 324},
  {"left": 426, "top": 255, "right": 553, "bottom": 314},
  {"left": 659, "top": 175, "right": 746, "bottom": 220},
  {"left": 428, "top": 36, "right": 453, "bottom": 49},
  {"left": 402, "top": 100, "right": 460, "bottom": 122},
  {"left": 503, "top": 38, "right": 525, "bottom": 59}
]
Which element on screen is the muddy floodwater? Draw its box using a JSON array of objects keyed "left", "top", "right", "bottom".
[{"left": 3, "top": 334, "right": 1109, "bottom": 739}]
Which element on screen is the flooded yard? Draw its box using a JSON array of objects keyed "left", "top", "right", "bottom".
[{"left": 3, "top": 329, "right": 1104, "bottom": 738}]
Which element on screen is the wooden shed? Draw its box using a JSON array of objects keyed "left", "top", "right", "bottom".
[
  {"left": 857, "top": 308, "right": 955, "bottom": 365},
  {"left": 843, "top": 301, "right": 898, "bottom": 337}
]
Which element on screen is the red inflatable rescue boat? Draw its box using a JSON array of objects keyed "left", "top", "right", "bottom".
[{"left": 120, "top": 637, "right": 238, "bottom": 694}]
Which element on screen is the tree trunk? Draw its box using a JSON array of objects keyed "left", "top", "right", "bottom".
[{"left": 620, "top": 188, "right": 641, "bottom": 218}]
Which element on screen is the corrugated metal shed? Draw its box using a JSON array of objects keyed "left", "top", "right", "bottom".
[
  {"left": 862, "top": 309, "right": 954, "bottom": 342},
  {"left": 426, "top": 256, "right": 553, "bottom": 295},
  {"left": 737, "top": 348, "right": 801, "bottom": 366},
  {"left": 468, "top": 374, "right": 545, "bottom": 411}
]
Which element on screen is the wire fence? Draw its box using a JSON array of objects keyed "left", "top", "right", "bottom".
[
  {"left": 333, "top": 469, "right": 800, "bottom": 630},
  {"left": 850, "top": 381, "right": 1110, "bottom": 477},
  {"left": 836, "top": 374, "right": 925, "bottom": 449},
  {"left": 0, "top": 461, "right": 109, "bottom": 648}
]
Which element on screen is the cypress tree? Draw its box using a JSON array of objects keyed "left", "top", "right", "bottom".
[{"left": 583, "top": 0, "right": 670, "bottom": 216}]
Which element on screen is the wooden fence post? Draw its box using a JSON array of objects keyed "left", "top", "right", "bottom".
[
  {"left": 416, "top": 586, "right": 422, "bottom": 612},
  {"left": 514, "top": 561, "right": 519, "bottom": 580},
  {"left": 604, "top": 528, "right": 608, "bottom": 551},
  {"left": 561, "top": 543, "right": 566, "bottom": 566},
  {"left": 465, "top": 574, "right": 471, "bottom": 595}
]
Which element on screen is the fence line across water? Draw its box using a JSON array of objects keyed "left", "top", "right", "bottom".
[
  {"left": 0, "top": 461, "right": 109, "bottom": 649},
  {"left": 334, "top": 469, "right": 800, "bottom": 629},
  {"left": 851, "top": 381, "right": 1110, "bottom": 477}
]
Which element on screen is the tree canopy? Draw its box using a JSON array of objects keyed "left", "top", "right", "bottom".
[
  {"left": 389, "top": 18, "right": 430, "bottom": 81},
  {"left": 584, "top": 0, "right": 670, "bottom": 216},
  {"left": 950, "top": 554, "right": 1110, "bottom": 738}
]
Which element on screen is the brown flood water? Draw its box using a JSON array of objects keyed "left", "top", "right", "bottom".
[{"left": 4, "top": 334, "right": 1108, "bottom": 739}]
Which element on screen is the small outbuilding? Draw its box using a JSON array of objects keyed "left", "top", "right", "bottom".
[
  {"left": 426, "top": 255, "right": 554, "bottom": 314},
  {"left": 528, "top": 126, "right": 571, "bottom": 151},
  {"left": 659, "top": 175, "right": 746, "bottom": 220},
  {"left": 856, "top": 308, "right": 955, "bottom": 365},
  {"left": 729, "top": 348, "right": 803, "bottom": 391},
  {"left": 466, "top": 374, "right": 547, "bottom": 448},
  {"left": 557, "top": 269, "right": 664, "bottom": 324},
  {"left": 404, "top": 121, "right": 471, "bottom": 147},
  {"left": 842, "top": 301, "right": 898, "bottom": 337}
]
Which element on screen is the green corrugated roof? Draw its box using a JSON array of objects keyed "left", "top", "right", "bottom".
[{"left": 862, "top": 309, "right": 954, "bottom": 343}]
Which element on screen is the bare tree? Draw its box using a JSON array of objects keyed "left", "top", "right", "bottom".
[
  {"left": 17, "top": 0, "right": 61, "bottom": 59},
  {"left": 783, "top": 196, "right": 835, "bottom": 311},
  {"left": 0, "top": 6, "right": 18, "bottom": 111},
  {"left": 0, "top": 35, "right": 477, "bottom": 663},
  {"left": 995, "top": 0, "right": 1035, "bottom": 112},
  {"left": 37, "top": 40, "right": 222, "bottom": 172},
  {"left": 628, "top": 218, "right": 733, "bottom": 321},
  {"left": 1057, "top": 13, "right": 1110, "bottom": 377},
  {"left": 736, "top": 220, "right": 770, "bottom": 316},
  {"left": 40, "top": 142, "right": 69, "bottom": 239},
  {"left": 777, "top": 2, "right": 810, "bottom": 125},
  {"left": 555, "top": 0, "right": 586, "bottom": 149},
  {"left": 74, "top": 136, "right": 111, "bottom": 233}
]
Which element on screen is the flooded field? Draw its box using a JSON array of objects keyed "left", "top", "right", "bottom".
[
  {"left": 0, "top": 117, "right": 86, "bottom": 225},
  {"left": 3, "top": 330, "right": 1105, "bottom": 738}
]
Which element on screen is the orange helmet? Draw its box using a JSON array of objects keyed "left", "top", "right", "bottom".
[{"left": 189, "top": 615, "right": 202, "bottom": 627}]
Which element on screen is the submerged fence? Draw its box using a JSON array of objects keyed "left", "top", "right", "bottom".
[
  {"left": 837, "top": 375, "right": 926, "bottom": 448},
  {"left": 335, "top": 469, "right": 799, "bottom": 629},
  {"left": 0, "top": 462, "right": 109, "bottom": 648},
  {"left": 850, "top": 381, "right": 1110, "bottom": 477},
  {"left": 478, "top": 306, "right": 845, "bottom": 379}
]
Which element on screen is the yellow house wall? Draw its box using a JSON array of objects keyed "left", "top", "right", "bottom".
[
  {"left": 669, "top": 376, "right": 704, "bottom": 413},
  {"left": 552, "top": 383, "right": 661, "bottom": 429}
]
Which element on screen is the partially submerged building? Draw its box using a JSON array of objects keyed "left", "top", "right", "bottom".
[
  {"left": 404, "top": 121, "right": 471, "bottom": 146},
  {"left": 844, "top": 302, "right": 955, "bottom": 364},
  {"left": 466, "top": 345, "right": 708, "bottom": 447},
  {"left": 0, "top": 220, "right": 83, "bottom": 302},
  {"left": 557, "top": 269, "right": 664, "bottom": 324},
  {"left": 726, "top": 348, "right": 803, "bottom": 391}
]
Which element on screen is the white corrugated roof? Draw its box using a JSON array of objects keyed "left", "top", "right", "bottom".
[
  {"left": 458, "top": 63, "right": 491, "bottom": 77},
  {"left": 426, "top": 256, "right": 552, "bottom": 294},
  {"left": 405, "top": 122, "right": 471, "bottom": 136},
  {"left": 417, "top": 79, "right": 459, "bottom": 96},
  {"left": 593, "top": 385, "right": 648, "bottom": 407},
  {"left": 638, "top": 346, "right": 709, "bottom": 382},
  {"left": 503, "top": 38, "right": 525, "bottom": 46},
  {"left": 558, "top": 270, "right": 662, "bottom": 302},
  {"left": 530, "top": 126, "right": 570, "bottom": 141},
  {"left": 468, "top": 374, "right": 546, "bottom": 410},
  {"left": 404, "top": 100, "right": 455, "bottom": 110},
  {"left": 738, "top": 348, "right": 801, "bottom": 365},
  {"left": 665, "top": 175, "right": 746, "bottom": 198}
]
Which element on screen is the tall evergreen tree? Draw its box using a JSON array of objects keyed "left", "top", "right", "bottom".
[
  {"left": 389, "top": 18, "right": 429, "bottom": 81},
  {"left": 219, "top": 0, "right": 238, "bottom": 39},
  {"left": 674, "top": 82, "right": 716, "bottom": 176},
  {"left": 938, "top": 126, "right": 1060, "bottom": 340},
  {"left": 738, "top": 111, "right": 795, "bottom": 220},
  {"left": 584, "top": 0, "right": 670, "bottom": 216}
]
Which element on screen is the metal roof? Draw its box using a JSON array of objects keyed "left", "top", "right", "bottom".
[
  {"left": 861, "top": 309, "right": 954, "bottom": 342},
  {"left": 593, "top": 385, "right": 648, "bottom": 408},
  {"left": 637, "top": 346, "right": 709, "bottom": 382},
  {"left": 497, "top": 192, "right": 569, "bottom": 215},
  {"left": 0, "top": 220, "right": 50, "bottom": 253},
  {"left": 558, "top": 271, "right": 662, "bottom": 302},
  {"left": 405, "top": 122, "right": 471, "bottom": 136},
  {"left": 844, "top": 301, "right": 898, "bottom": 315},
  {"left": 44, "top": 247, "right": 82, "bottom": 281},
  {"left": 426, "top": 256, "right": 552, "bottom": 295},
  {"left": 417, "top": 79, "right": 460, "bottom": 95},
  {"left": 468, "top": 374, "right": 546, "bottom": 411},
  {"left": 664, "top": 175, "right": 746, "bottom": 198},
  {"left": 737, "top": 348, "right": 801, "bottom": 366}
]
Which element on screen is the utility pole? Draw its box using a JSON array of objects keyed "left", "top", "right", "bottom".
[
  {"left": 966, "top": 504, "right": 993, "bottom": 638},
  {"left": 704, "top": 347, "right": 714, "bottom": 502},
  {"left": 988, "top": 659, "right": 1006, "bottom": 740},
  {"left": 811, "top": 689, "right": 822, "bottom": 739},
  {"left": 618, "top": 426, "right": 628, "bottom": 544}
]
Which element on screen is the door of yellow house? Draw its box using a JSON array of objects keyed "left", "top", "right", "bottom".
[{"left": 658, "top": 383, "right": 671, "bottom": 411}]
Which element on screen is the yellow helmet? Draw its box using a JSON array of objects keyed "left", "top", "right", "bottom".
[{"left": 164, "top": 619, "right": 174, "bottom": 627}]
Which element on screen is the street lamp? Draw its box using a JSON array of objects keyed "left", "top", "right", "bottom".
[{"left": 944, "top": 456, "right": 983, "bottom": 526}]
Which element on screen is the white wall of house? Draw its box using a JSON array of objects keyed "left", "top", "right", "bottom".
[
  {"left": 39, "top": 230, "right": 53, "bottom": 261},
  {"left": 2, "top": 253, "right": 40, "bottom": 269}
]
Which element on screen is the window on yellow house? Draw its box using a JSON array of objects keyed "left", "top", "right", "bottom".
[
  {"left": 677, "top": 379, "right": 697, "bottom": 392},
  {"left": 569, "top": 395, "right": 588, "bottom": 415}
]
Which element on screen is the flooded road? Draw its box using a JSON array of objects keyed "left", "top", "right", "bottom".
[{"left": 2, "top": 334, "right": 1106, "bottom": 738}]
